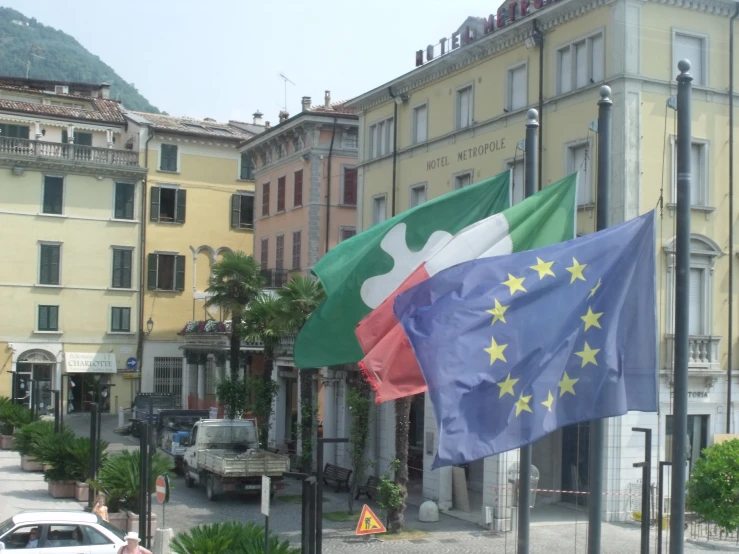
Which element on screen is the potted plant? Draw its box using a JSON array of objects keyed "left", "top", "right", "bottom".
[
  {"left": 170, "top": 521, "right": 298, "bottom": 554},
  {"left": 33, "top": 429, "right": 77, "bottom": 498},
  {"left": 13, "top": 420, "right": 57, "bottom": 471},
  {"left": 0, "top": 398, "right": 32, "bottom": 449},
  {"left": 66, "top": 436, "right": 109, "bottom": 502}
]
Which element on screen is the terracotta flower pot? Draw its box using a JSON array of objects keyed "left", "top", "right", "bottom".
[
  {"left": 48, "top": 480, "right": 76, "bottom": 498},
  {"left": 0, "top": 435, "right": 14, "bottom": 450},
  {"left": 42, "top": 463, "right": 53, "bottom": 472},
  {"left": 126, "top": 512, "right": 157, "bottom": 535},
  {"left": 107, "top": 511, "right": 127, "bottom": 532},
  {"left": 21, "top": 456, "right": 43, "bottom": 472},
  {"left": 75, "top": 481, "right": 90, "bottom": 502}
]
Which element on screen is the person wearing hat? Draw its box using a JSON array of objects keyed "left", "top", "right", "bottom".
[{"left": 118, "top": 532, "right": 152, "bottom": 554}]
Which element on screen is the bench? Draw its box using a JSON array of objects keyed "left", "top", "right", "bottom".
[
  {"left": 355, "top": 475, "right": 380, "bottom": 500},
  {"left": 323, "top": 463, "right": 352, "bottom": 493}
]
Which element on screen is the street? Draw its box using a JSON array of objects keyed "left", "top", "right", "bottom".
[{"left": 0, "top": 413, "right": 726, "bottom": 553}]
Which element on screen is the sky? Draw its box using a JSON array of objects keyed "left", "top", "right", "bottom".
[{"left": 5, "top": 0, "right": 489, "bottom": 123}]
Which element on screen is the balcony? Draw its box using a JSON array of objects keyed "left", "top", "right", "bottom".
[{"left": 664, "top": 334, "right": 722, "bottom": 373}]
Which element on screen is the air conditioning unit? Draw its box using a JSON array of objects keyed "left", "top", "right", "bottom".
[{"left": 55, "top": 85, "right": 69, "bottom": 95}]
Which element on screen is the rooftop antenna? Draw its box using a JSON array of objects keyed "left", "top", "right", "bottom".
[{"left": 278, "top": 73, "right": 296, "bottom": 111}]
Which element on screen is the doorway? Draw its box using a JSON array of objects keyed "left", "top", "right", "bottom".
[
  {"left": 560, "top": 422, "right": 590, "bottom": 507},
  {"left": 67, "top": 375, "right": 110, "bottom": 413},
  {"left": 16, "top": 349, "right": 55, "bottom": 414}
]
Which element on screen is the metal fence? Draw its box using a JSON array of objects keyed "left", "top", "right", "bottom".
[{"left": 153, "top": 357, "right": 183, "bottom": 406}]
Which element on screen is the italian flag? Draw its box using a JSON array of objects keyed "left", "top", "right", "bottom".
[{"left": 356, "top": 173, "right": 578, "bottom": 403}]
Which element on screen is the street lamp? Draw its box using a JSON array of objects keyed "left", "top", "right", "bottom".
[{"left": 145, "top": 317, "right": 154, "bottom": 336}]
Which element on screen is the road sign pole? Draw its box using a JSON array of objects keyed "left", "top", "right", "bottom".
[{"left": 262, "top": 475, "right": 271, "bottom": 554}]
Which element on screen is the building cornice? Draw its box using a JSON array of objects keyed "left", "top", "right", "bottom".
[
  {"left": 241, "top": 113, "right": 358, "bottom": 153},
  {"left": 0, "top": 155, "right": 148, "bottom": 180},
  {"left": 150, "top": 133, "right": 242, "bottom": 149}
]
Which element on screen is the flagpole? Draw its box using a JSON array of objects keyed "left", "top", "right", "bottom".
[
  {"left": 587, "top": 85, "right": 612, "bottom": 554},
  {"left": 669, "top": 59, "right": 692, "bottom": 554},
  {"left": 517, "top": 108, "right": 539, "bottom": 554}
]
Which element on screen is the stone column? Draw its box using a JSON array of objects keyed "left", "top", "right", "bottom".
[
  {"left": 181, "top": 357, "right": 188, "bottom": 409},
  {"left": 67, "top": 125, "right": 75, "bottom": 144},
  {"left": 106, "top": 129, "right": 114, "bottom": 148},
  {"left": 238, "top": 356, "right": 246, "bottom": 381},
  {"left": 224, "top": 359, "right": 231, "bottom": 379},
  {"left": 322, "top": 368, "right": 337, "bottom": 466},
  {"left": 197, "top": 356, "right": 206, "bottom": 403},
  {"left": 214, "top": 354, "right": 223, "bottom": 388},
  {"left": 34, "top": 122, "right": 42, "bottom": 140}
]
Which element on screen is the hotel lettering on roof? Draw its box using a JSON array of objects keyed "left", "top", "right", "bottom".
[{"left": 345, "top": 0, "right": 739, "bottom": 529}]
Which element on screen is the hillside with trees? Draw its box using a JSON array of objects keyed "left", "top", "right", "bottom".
[{"left": 0, "top": 7, "right": 160, "bottom": 112}]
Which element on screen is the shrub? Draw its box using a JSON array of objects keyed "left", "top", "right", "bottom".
[
  {"left": 67, "top": 436, "right": 109, "bottom": 482},
  {"left": 688, "top": 439, "right": 739, "bottom": 531},
  {"left": 13, "top": 420, "right": 59, "bottom": 457},
  {"left": 33, "top": 428, "right": 76, "bottom": 482},
  {"left": 0, "top": 400, "right": 32, "bottom": 435},
  {"left": 170, "top": 521, "right": 297, "bottom": 554}
]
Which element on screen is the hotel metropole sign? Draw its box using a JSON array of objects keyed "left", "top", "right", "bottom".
[
  {"left": 427, "top": 138, "right": 507, "bottom": 171},
  {"left": 415, "top": 0, "right": 559, "bottom": 66}
]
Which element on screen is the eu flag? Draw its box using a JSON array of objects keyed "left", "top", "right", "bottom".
[{"left": 394, "top": 211, "right": 657, "bottom": 469}]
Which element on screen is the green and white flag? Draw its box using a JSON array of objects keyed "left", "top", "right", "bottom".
[{"left": 293, "top": 171, "right": 511, "bottom": 368}]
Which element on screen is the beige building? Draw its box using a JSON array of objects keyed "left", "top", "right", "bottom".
[{"left": 346, "top": 0, "right": 739, "bottom": 528}]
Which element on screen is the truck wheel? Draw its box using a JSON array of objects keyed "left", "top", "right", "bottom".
[
  {"left": 206, "top": 475, "right": 218, "bottom": 501},
  {"left": 183, "top": 466, "right": 195, "bottom": 488}
]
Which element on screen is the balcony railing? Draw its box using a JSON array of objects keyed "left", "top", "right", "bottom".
[
  {"left": 0, "top": 136, "right": 139, "bottom": 167},
  {"left": 664, "top": 334, "right": 721, "bottom": 372}
]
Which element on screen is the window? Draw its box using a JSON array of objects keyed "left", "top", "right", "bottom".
[
  {"left": 61, "top": 130, "right": 92, "bottom": 145},
  {"left": 2, "top": 525, "right": 41, "bottom": 549},
  {"left": 114, "top": 182, "right": 134, "bottom": 220},
  {"left": 294, "top": 170, "right": 303, "bottom": 207},
  {"left": 343, "top": 129, "right": 358, "bottom": 149},
  {"left": 341, "top": 227, "right": 357, "bottom": 241},
  {"left": 456, "top": 85, "right": 473, "bottom": 130},
  {"left": 160, "top": 144, "right": 178, "bottom": 171},
  {"left": 343, "top": 167, "right": 357, "bottom": 205},
  {"left": 84, "top": 526, "right": 113, "bottom": 546},
  {"left": 276, "top": 235, "right": 284, "bottom": 271},
  {"left": 507, "top": 159, "right": 525, "bottom": 205},
  {"left": 43, "top": 175, "right": 63, "bottom": 215},
  {"left": 557, "top": 33, "right": 605, "bottom": 94},
  {"left": 665, "top": 414, "right": 709, "bottom": 471},
  {"left": 671, "top": 139, "right": 708, "bottom": 207},
  {"left": 409, "top": 184, "right": 427, "bottom": 208},
  {"left": 147, "top": 253, "right": 185, "bottom": 291},
  {"left": 262, "top": 182, "right": 270, "bottom": 216},
  {"left": 38, "top": 305, "right": 59, "bottom": 332},
  {"left": 231, "top": 193, "right": 254, "bottom": 229},
  {"left": 39, "top": 244, "right": 60, "bottom": 285},
  {"left": 277, "top": 176, "right": 286, "bottom": 212},
  {"left": 566, "top": 142, "right": 592, "bottom": 205},
  {"left": 45, "top": 525, "right": 83, "bottom": 548},
  {"left": 112, "top": 248, "right": 133, "bottom": 289},
  {"left": 368, "top": 118, "right": 394, "bottom": 159},
  {"left": 260, "top": 238, "right": 268, "bottom": 269},
  {"left": 673, "top": 32, "right": 706, "bottom": 86},
  {"left": 454, "top": 172, "right": 473, "bottom": 190},
  {"left": 412, "top": 104, "right": 428, "bottom": 144},
  {"left": 111, "top": 307, "right": 131, "bottom": 333},
  {"left": 507, "top": 64, "right": 528, "bottom": 111},
  {"left": 240, "top": 153, "right": 254, "bottom": 180},
  {"left": 292, "top": 230, "right": 301, "bottom": 269},
  {"left": 150, "top": 186, "right": 186, "bottom": 223},
  {"left": 372, "top": 195, "right": 387, "bottom": 226},
  {"left": 0, "top": 123, "right": 29, "bottom": 139}
]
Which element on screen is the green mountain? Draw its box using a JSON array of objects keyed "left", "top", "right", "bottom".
[{"left": 0, "top": 7, "right": 160, "bottom": 113}]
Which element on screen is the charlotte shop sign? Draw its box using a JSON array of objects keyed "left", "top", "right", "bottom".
[
  {"left": 66, "top": 353, "right": 117, "bottom": 374},
  {"left": 415, "top": 0, "right": 559, "bottom": 66},
  {"left": 427, "top": 138, "right": 507, "bottom": 171}
]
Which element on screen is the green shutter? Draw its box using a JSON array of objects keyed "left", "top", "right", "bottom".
[
  {"left": 147, "top": 253, "right": 158, "bottom": 290},
  {"left": 61, "top": 129, "right": 68, "bottom": 143},
  {"left": 114, "top": 184, "right": 124, "bottom": 219},
  {"left": 175, "top": 255, "right": 186, "bottom": 291},
  {"left": 50, "top": 245, "right": 60, "bottom": 285},
  {"left": 112, "top": 250, "right": 122, "bottom": 288},
  {"left": 124, "top": 184, "right": 134, "bottom": 220},
  {"left": 122, "top": 249, "right": 132, "bottom": 289},
  {"left": 231, "top": 194, "right": 240, "bottom": 228},
  {"left": 149, "top": 186, "right": 160, "bottom": 222},
  {"left": 123, "top": 307, "right": 131, "bottom": 332},
  {"left": 39, "top": 245, "right": 49, "bottom": 284},
  {"left": 176, "top": 189, "right": 187, "bottom": 223},
  {"left": 38, "top": 306, "right": 48, "bottom": 331},
  {"left": 116, "top": 183, "right": 134, "bottom": 220}
]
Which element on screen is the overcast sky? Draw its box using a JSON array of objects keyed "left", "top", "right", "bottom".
[{"left": 6, "top": 0, "right": 487, "bottom": 123}]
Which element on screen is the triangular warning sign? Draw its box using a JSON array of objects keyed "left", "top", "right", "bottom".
[{"left": 355, "top": 504, "right": 387, "bottom": 536}]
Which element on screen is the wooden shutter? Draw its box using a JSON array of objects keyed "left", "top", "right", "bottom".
[
  {"left": 112, "top": 249, "right": 123, "bottom": 288},
  {"left": 61, "top": 129, "right": 68, "bottom": 143},
  {"left": 123, "top": 250, "right": 132, "bottom": 288},
  {"left": 260, "top": 238, "right": 269, "bottom": 269},
  {"left": 343, "top": 168, "right": 357, "bottom": 205},
  {"left": 262, "top": 183, "right": 270, "bottom": 216},
  {"left": 176, "top": 189, "right": 187, "bottom": 223},
  {"left": 276, "top": 235, "right": 284, "bottom": 271},
  {"left": 39, "top": 245, "right": 50, "bottom": 284},
  {"left": 277, "top": 177, "right": 286, "bottom": 212},
  {"left": 147, "top": 253, "right": 158, "bottom": 290},
  {"left": 231, "top": 194, "right": 241, "bottom": 227},
  {"left": 115, "top": 182, "right": 134, "bottom": 220},
  {"left": 294, "top": 170, "right": 303, "bottom": 207},
  {"left": 292, "top": 231, "right": 301, "bottom": 269},
  {"left": 175, "top": 255, "right": 186, "bottom": 290},
  {"left": 149, "top": 186, "right": 160, "bottom": 221},
  {"left": 49, "top": 245, "right": 60, "bottom": 285}
]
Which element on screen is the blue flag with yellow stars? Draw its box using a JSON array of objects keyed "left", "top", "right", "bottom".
[{"left": 394, "top": 210, "right": 657, "bottom": 469}]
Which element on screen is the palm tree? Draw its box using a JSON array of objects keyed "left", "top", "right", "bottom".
[
  {"left": 276, "top": 276, "right": 325, "bottom": 472},
  {"left": 205, "top": 251, "right": 264, "bottom": 377}
]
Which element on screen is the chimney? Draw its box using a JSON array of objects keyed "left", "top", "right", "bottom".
[
  {"left": 324, "top": 90, "right": 331, "bottom": 109},
  {"left": 301, "top": 96, "right": 311, "bottom": 112},
  {"left": 265, "top": 121, "right": 271, "bottom": 130},
  {"left": 99, "top": 83, "right": 111, "bottom": 99},
  {"left": 253, "top": 110, "right": 264, "bottom": 125},
  {"left": 278, "top": 110, "right": 289, "bottom": 124}
]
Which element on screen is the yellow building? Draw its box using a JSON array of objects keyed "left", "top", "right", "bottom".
[
  {"left": 125, "top": 111, "right": 262, "bottom": 408},
  {"left": 0, "top": 77, "right": 146, "bottom": 415},
  {"left": 346, "top": 0, "right": 739, "bottom": 526}
]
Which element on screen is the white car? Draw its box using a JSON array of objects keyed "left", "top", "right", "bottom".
[{"left": 0, "top": 511, "right": 126, "bottom": 553}]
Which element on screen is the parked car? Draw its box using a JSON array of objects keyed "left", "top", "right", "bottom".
[
  {"left": 155, "top": 409, "right": 209, "bottom": 473},
  {"left": 0, "top": 511, "right": 125, "bottom": 553},
  {"left": 130, "top": 393, "right": 177, "bottom": 438}
]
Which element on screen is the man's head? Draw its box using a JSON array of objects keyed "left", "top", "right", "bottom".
[{"left": 28, "top": 528, "right": 39, "bottom": 541}]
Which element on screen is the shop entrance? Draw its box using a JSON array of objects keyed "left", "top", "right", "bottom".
[
  {"left": 560, "top": 421, "right": 590, "bottom": 507},
  {"left": 16, "top": 349, "right": 55, "bottom": 415},
  {"left": 67, "top": 375, "right": 111, "bottom": 413}
]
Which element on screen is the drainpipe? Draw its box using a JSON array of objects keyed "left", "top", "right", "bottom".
[
  {"left": 326, "top": 117, "right": 338, "bottom": 255},
  {"left": 136, "top": 127, "right": 154, "bottom": 396},
  {"left": 388, "top": 87, "right": 399, "bottom": 216},
  {"left": 728, "top": 4, "right": 739, "bottom": 433},
  {"left": 535, "top": 20, "right": 544, "bottom": 191}
]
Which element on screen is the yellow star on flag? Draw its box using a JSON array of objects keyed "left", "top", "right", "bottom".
[
  {"left": 558, "top": 371, "right": 579, "bottom": 397},
  {"left": 541, "top": 391, "right": 554, "bottom": 412},
  {"left": 530, "top": 257, "right": 555, "bottom": 280},
  {"left": 588, "top": 277, "right": 602, "bottom": 299},
  {"left": 484, "top": 337, "right": 508, "bottom": 365},
  {"left": 575, "top": 342, "right": 600, "bottom": 367},
  {"left": 497, "top": 373, "right": 519, "bottom": 398},
  {"left": 486, "top": 299, "right": 508, "bottom": 326},
  {"left": 581, "top": 306, "right": 604, "bottom": 331},
  {"left": 566, "top": 258, "right": 587, "bottom": 284},
  {"left": 515, "top": 393, "right": 533, "bottom": 416},
  {"left": 502, "top": 273, "right": 527, "bottom": 295}
]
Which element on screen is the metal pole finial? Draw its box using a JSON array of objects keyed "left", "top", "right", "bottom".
[
  {"left": 598, "top": 85, "right": 612, "bottom": 106},
  {"left": 526, "top": 108, "right": 539, "bottom": 127},
  {"left": 677, "top": 59, "right": 693, "bottom": 80}
]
